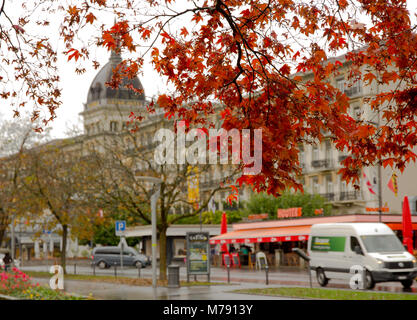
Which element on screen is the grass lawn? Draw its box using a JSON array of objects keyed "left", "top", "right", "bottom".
[
  {"left": 234, "top": 287, "right": 417, "bottom": 300},
  {"left": 25, "top": 270, "right": 224, "bottom": 287}
]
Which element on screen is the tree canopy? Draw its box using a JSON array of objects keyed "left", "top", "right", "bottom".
[
  {"left": 244, "top": 191, "right": 332, "bottom": 219},
  {"left": 2, "top": 0, "right": 417, "bottom": 195}
]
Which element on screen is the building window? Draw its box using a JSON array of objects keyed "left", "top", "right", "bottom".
[
  {"left": 299, "top": 145, "right": 305, "bottom": 168},
  {"left": 351, "top": 104, "right": 362, "bottom": 120},
  {"left": 325, "top": 175, "right": 333, "bottom": 193},
  {"left": 312, "top": 145, "right": 319, "bottom": 161},
  {"left": 336, "top": 78, "right": 345, "bottom": 93},
  {"left": 340, "top": 179, "right": 347, "bottom": 193},
  {"left": 346, "top": 78, "right": 362, "bottom": 96},
  {"left": 174, "top": 239, "right": 186, "bottom": 257},
  {"left": 110, "top": 121, "right": 118, "bottom": 132},
  {"left": 312, "top": 176, "right": 319, "bottom": 194},
  {"left": 325, "top": 140, "right": 331, "bottom": 160}
]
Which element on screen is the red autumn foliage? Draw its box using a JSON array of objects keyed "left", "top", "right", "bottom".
[{"left": 4, "top": 0, "right": 417, "bottom": 195}]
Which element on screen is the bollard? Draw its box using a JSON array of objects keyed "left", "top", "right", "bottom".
[
  {"left": 74, "top": 263, "right": 76, "bottom": 275},
  {"left": 137, "top": 263, "right": 142, "bottom": 278},
  {"left": 307, "top": 263, "right": 312, "bottom": 288},
  {"left": 114, "top": 263, "right": 117, "bottom": 278},
  {"left": 265, "top": 265, "right": 269, "bottom": 285},
  {"left": 93, "top": 263, "right": 96, "bottom": 276},
  {"left": 227, "top": 263, "right": 231, "bottom": 283}
]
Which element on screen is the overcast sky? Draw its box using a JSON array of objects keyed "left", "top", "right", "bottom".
[{"left": 3, "top": 1, "right": 417, "bottom": 139}]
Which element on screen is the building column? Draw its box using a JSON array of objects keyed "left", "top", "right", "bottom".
[
  {"left": 43, "top": 241, "right": 48, "bottom": 258},
  {"left": 34, "top": 240, "right": 40, "bottom": 259},
  {"left": 49, "top": 238, "right": 54, "bottom": 255}
]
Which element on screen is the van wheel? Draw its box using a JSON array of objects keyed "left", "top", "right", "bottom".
[
  {"left": 401, "top": 279, "right": 413, "bottom": 289},
  {"left": 97, "top": 261, "right": 107, "bottom": 269},
  {"left": 316, "top": 268, "right": 328, "bottom": 287},
  {"left": 365, "top": 270, "right": 375, "bottom": 290}
]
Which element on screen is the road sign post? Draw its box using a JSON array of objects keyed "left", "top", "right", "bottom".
[{"left": 115, "top": 221, "right": 126, "bottom": 270}]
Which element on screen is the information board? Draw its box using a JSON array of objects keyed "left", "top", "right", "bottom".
[
  {"left": 231, "top": 253, "right": 240, "bottom": 268},
  {"left": 258, "top": 256, "right": 267, "bottom": 269},
  {"left": 222, "top": 253, "right": 231, "bottom": 267},
  {"left": 186, "top": 232, "right": 210, "bottom": 276}
]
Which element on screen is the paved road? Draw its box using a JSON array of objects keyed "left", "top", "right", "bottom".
[{"left": 21, "top": 264, "right": 417, "bottom": 294}]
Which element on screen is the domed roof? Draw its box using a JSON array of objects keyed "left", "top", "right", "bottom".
[{"left": 86, "top": 50, "right": 145, "bottom": 104}]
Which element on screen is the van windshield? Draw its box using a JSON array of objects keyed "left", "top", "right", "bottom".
[{"left": 360, "top": 235, "right": 405, "bottom": 253}]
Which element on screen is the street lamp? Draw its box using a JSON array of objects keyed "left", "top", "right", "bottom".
[
  {"left": 367, "top": 118, "right": 383, "bottom": 222},
  {"left": 11, "top": 214, "right": 15, "bottom": 266},
  {"left": 136, "top": 176, "right": 162, "bottom": 290}
]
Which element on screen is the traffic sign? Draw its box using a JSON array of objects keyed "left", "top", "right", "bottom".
[{"left": 115, "top": 220, "right": 126, "bottom": 236}]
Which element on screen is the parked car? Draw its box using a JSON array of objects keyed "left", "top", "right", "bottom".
[
  {"left": 308, "top": 223, "right": 417, "bottom": 289},
  {"left": 91, "top": 246, "right": 150, "bottom": 269}
]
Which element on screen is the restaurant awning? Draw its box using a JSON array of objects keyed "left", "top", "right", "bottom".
[{"left": 209, "top": 225, "right": 310, "bottom": 244}]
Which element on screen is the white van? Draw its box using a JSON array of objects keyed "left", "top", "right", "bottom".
[{"left": 308, "top": 223, "right": 417, "bottom": 289}]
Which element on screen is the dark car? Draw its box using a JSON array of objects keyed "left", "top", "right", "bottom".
[{"left": 92, "top": 246, "right": 150, "bottom": 269}]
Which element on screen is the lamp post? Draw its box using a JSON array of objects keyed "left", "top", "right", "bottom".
[
  {"left": 367, "top": 115, "right": 383, "bottom": 222},
  {"left": 136, "top": 176, "right": 162, "bottom": 290},
  {"left": 11, "top": 214, "right": 15, "bottom": 266}
]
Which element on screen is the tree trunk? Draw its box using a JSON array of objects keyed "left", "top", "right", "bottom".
[
  {"left": 159, "top": 226, "right": 167, "bottom": 281},
  {"left": 61, "top": 224, "right": 68, "bottom": 274},
  {"left": 0, "top": 208, "right": 8, "bottom": 247}
]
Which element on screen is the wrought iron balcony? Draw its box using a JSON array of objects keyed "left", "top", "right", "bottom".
[
  {"left": 338, "top": 155, "right": 349, "bottom": 163},
  {"left": 320, "top": 192, "right": 335, "bottom": 201},
  {"left": 338, "top": 190, "right": 362, "bottom": 201},
  {"left": 311, "top": 159, "right": 334, "bottom": 170}
]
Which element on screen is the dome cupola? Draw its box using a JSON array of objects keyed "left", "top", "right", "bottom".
[{"left": 86, "top": 50, "right": 145, "bottom": 105}]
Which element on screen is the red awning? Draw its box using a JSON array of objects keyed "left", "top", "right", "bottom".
[{"left": 209, "top": 225, "right": 310, "bottom": 244}]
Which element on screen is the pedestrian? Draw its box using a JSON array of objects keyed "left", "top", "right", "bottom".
[
  {"left": 240, "top": 245, "right": 248, "bottom": 255},
  {"left": 3, "top": 252, "right": 12, "bottom": 272}
]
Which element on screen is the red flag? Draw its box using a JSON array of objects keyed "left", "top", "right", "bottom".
[
  {"left": 220, "top": 212, "right": 229, "bottom": 254},
  {"left": 402, "top": 196, "right": 414, "bottom": 254},
  {"left": 387, "top": 173, "right": 398, "bottom": 196}
]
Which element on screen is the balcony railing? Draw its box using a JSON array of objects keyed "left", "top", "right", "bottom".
[
  {"left": 344, "top": 86, "right": 361, "bottom": 97},
  {"left": 338, "top": 155, "right": 348, "bottom": 162},
  {"left": 318, "top": 191, "right": 362, "bottom": 202},
  {"left": 339, "top": 190, "right": 362, "bottom": 201},
  {"left": 320, "top": 193, "right": 335, "bottom": 201},
  {"left": 311, "top": 159, "right": 334, "bottom": 170}
]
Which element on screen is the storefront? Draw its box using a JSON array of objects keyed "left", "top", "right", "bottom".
[{"left": 209, "top": 214, "right": 417, "bottom": 268}]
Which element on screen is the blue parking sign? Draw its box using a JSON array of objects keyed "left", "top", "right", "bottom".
[{"left": 115, "top": 221, "right": 126, "bottom": 235}]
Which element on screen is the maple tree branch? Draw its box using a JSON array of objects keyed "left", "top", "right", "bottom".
[{"left": 0, "top": 0, "right": 5, "bottom": 17}]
